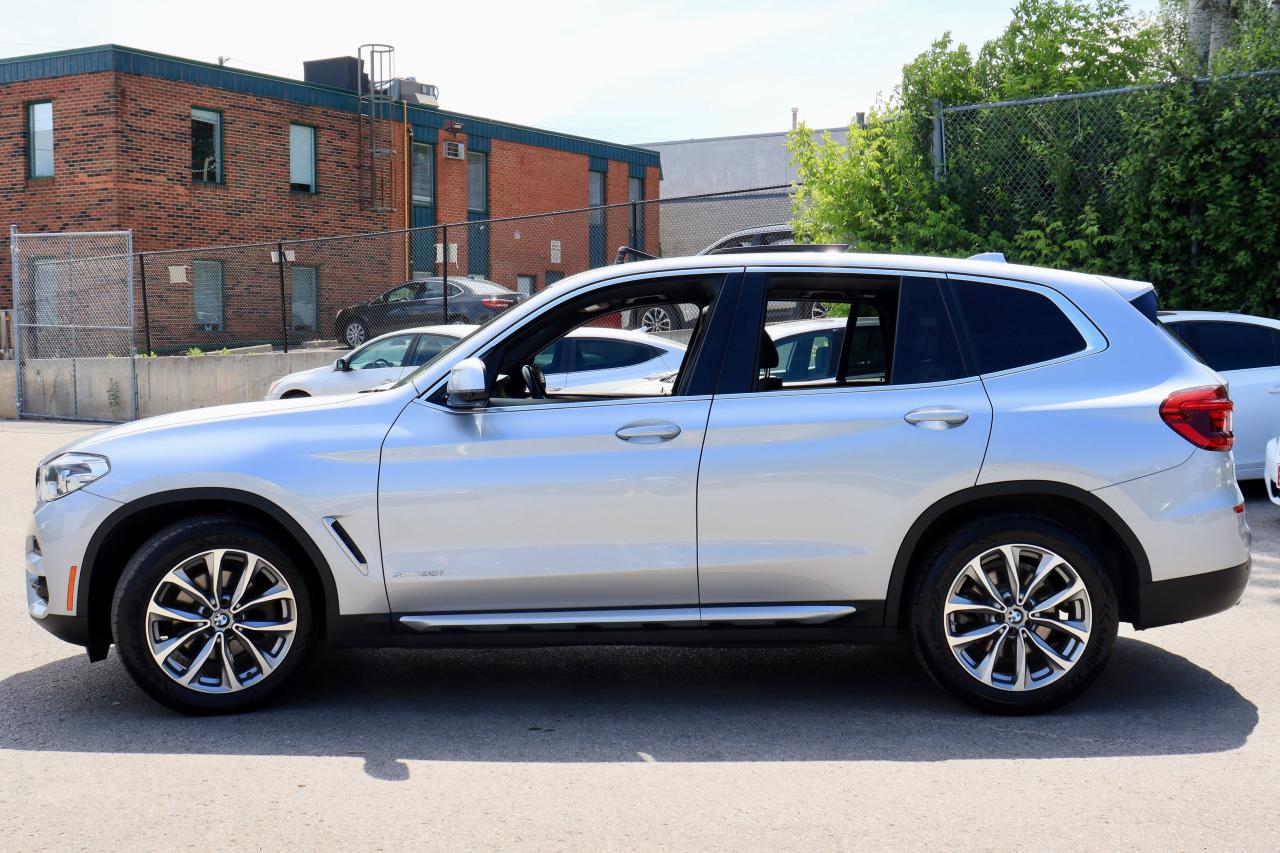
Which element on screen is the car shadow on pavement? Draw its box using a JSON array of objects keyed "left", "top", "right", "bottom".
[{"left": 0, "top": 636, "right": 1256, "bottom": 780}]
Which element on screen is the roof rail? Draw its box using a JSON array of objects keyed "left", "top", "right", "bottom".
[
  {"left": 707, "top": 243, "right": 849, "bottom": 256},
  {"left": 968, "top": 252, "right": 1007, "bottom": 263}
]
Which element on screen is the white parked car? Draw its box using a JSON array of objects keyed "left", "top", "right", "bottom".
[
  {"left": 1160, "top": 310, "right": 1280, "bottom": 479},
  {"left": 26, "top": 251, "right": 1249, "bottom": 716},
  {"left": 266, "top": 324, "right": 685, "bottom": 400},
  {"left": 1266, "top": 437, "right": 1280, "bottom": 505}
]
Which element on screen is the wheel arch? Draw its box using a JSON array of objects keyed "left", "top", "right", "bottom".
[
  {"left": 885, "top": 481, "right": 1150, "bottom": 630},
  {"left": 79, "top": 488, "right": 340, "bottom": 661}
]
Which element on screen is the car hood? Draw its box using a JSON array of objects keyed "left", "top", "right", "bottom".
[
  {"left": 276, "top": 363, "right": 334, "bottom": 386},
  {"left": 45, "top": 390, "right": 405, "bottom": 463}
]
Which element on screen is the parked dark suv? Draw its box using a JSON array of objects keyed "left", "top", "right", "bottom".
[{"left": 334, "top": 277, "right": 523, "bottom": 347}]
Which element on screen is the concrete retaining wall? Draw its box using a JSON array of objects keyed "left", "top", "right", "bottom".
[{"left": 0, "top": 350, "right": 339, "bottom": 422}]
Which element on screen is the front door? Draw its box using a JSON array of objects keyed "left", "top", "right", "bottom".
[
  {"left": 325, "top": 332, "right": 415, "bottom": 394},
  {"left": 697, "top": 270, "right": 993, "bottom": 607},
  {"left": 378, "top": 271, "right": 735, "bottom": 615}
]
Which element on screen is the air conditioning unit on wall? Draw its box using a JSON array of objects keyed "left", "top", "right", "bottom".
[{"left": 444, "top": 141, "right": 466, "bottom": 160}]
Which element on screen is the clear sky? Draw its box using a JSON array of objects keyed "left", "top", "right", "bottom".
[{"left": 0, "top": 0, "right": 1163, "bottom": 145}]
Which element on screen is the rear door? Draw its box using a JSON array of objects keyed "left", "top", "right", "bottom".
[{"left": 697, "top": 269, "right": 992, "bottom": 609}]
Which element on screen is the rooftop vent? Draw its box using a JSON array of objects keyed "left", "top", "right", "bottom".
[
  {"left": 388, "top": 77, "right": 439, "bottom": 107},
  {"left": 303, "top": 56, "right": 369, "bottom": 93}
]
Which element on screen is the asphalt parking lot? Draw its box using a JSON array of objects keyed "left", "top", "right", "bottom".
[{"left": 0, "top": 420, "right": 1277, "bottom": 851}]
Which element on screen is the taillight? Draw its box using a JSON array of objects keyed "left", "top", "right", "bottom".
[
  {"left": 1160, "top": 385, "right": 1233, "bottom": 451},
  {"left": 481, "top": 297, "right": 513, "bottom": 310}
]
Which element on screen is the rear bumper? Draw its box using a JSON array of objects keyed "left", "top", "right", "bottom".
[{"left": 1133, "top": 559, "right": 1251, "bottom": 629}]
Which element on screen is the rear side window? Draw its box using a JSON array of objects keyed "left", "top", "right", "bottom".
[
  {"left": 893, "top": 278, "right": 967, "bottom": 384},
  {"left": 571, "top": 339, "right": 660, "bottom": 372},
  {"left": 1167, "top": 320, "right": 1280, "bottom": 371},
  {"left": 950, "top": 281, "right": 1087, "bottom": 374}
]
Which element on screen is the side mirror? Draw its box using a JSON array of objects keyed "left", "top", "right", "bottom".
[
  {"left": 334, "top": 357, "right": 350, "bottom": 372},
  {"left": 447, "top": 357, "right": 489, "bottom": 409}
]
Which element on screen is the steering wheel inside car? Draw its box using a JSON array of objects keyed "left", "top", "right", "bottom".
[
  {"left": 368, "top": 358, "right": 394, "bottom": 369},
  {"left": 521, "top": 363, "right": 547, "bottom": 399}
]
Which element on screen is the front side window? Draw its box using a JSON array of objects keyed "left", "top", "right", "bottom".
[
  {"left": 349, "top": 334, "right": 413, "bottom": 369},
  {"left": 467, "top": 151, "right": 486, "bottom": 212},
  {"left": 382, "top": 283, "right": 418, "bottom": 303},
  {"left": 431, "top": 275, "right": 721, "bottom": 405},
  {"left": 27, "top": 101, "right": 53, "bottom": 178},
  {"left": 755, "top": 274, "right": 966, "bottom": 392},
  {"left": 1167, "top": 320, "right": 1280, "bottom": 371},
  {"left": 192, "top": 260, "right": 225, "bottom": 330},
  {"left": 289, "top": 124, "right": 316, "bottom": 193},
  {"left": 291, "top": 266, "right": 318, "bottom": 331},
  {"left": 412, "top": 142, "right": 434, "bottom": 205},
  {"left": 191, "top": 108, "right": 222, "bottom": 183}
]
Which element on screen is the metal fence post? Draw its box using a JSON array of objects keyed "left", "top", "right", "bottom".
[
  {"left": 931, "top": 98, "right": 945, "bottom": 181},
  {"left": 138, "top": 251, "right": 152, "bottom": 355},
  {"left": 276, "top": 241, "right": 289, "bottom": 353},
  {"left": 126, "top": 231, "right": 138, "bottom": 420},
  {"left": 441, "top": 223, "right": 449, "bottom": 322},
  {"left": 9, "top": 224, "right": 21, "bottom": 418},
  {"left": 66, "top": 239, "right": 78, "bottom": 421}
]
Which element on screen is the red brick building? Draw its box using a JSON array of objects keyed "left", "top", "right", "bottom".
[{"left": 1, "top": 45, "right": 661, "bottom": 347}]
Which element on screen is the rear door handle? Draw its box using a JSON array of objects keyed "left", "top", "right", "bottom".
[
  {"left": 904, "top": 407, "right": 969, "bottom": 429},
  {"left": 616, "top": 422, "right": 681, "bottom": 443}
]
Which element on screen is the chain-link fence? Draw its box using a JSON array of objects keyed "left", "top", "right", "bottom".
[
  {"left": 133, "top": 184, "right": 793, "bottom": 355},
  {"left": 936, "top": 69, "right": 1280, "bottom": 245},
  {"left": 9, "top": 227, "right": 137, "bottom": 421}
]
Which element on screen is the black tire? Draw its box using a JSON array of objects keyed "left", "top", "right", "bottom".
[
  {"left": 449, "top": 314, "right": 468, "bottom": 325},
  {"left": 111, "top": 516, "right": 316, "bottom": 715},
  {"left": 910, "top": 514, "right": 1118, "bottom": 714}
]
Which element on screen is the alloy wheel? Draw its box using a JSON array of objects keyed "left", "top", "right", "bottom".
[
  {"left": 145, "top": 548, "right": 299, "bottom": 694},
  {"left": 943, "top": 543, "right": 1092, "bottom": 692},
  {"left": 344, "top": 322, "right": 367, "bottom": 347},
  {"left": 639, "top": 307, "right": 675, "bottom": 332}
]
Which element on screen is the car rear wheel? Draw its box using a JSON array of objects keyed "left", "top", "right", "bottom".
[
  {"left": 343, "top": 319, "right": 369, "bottom": 347},
  {"left": 911, "top": 515, "right": 1118, "bottom": 714},
  {"left": 637, "top": 305, "right": 682, "bottom": 333},
  {"left": 111, "top": 516, "right": 315, "bottom": 714}
]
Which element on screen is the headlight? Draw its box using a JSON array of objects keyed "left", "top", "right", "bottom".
[{"left": 37, "top": 453, "right": 110, "bottom": 502}]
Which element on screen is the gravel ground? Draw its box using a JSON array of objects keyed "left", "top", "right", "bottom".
[{"left": 0, "top": 420, "right": 1276, "bottom": 851}]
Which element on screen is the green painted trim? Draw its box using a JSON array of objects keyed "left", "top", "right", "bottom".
[{"left": 0, "top": 44, "right": 661, "bottom": 168}]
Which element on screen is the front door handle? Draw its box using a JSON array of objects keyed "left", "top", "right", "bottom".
[
  {"left": 904, "top": 406, "right": 969, "bottom": 429},
  {"left": 616, "top": 422, "right": 682, "bottom": 444}
]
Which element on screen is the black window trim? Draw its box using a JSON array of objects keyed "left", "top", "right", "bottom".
[{"left": 191, "top": 106, "right": 224, "bottom": 185}]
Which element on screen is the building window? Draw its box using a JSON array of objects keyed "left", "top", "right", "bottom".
[
  {"left": 516, "top": 274, "right": 536, "bottom": 296},
  {"left": 412, "top": 142, "right": 434, "bottom": 205},
  {"left": 588, "top": 169, "right": 606, "bottom": 226},
  {"left": 193, "top": 260, "right": 225, "bottom": 331},
  {"left": 628, "top": 175, "right": 644, "bottom": 249},
  {"left": 289, "top": 124, "right": 316, "bottom": 193},
  {"left": 191, "top": 108, "right": 223, "bottom": 184},
  {"left": 27, "top": 101, "right": 54, "bottom": 179},
  {"left": 545, "top": 270, "right": 565, "bottom": 287},
  {"left": 467, "top": 150, "right": 487, "bottom": 213},
  {"left": 291, "top": 266, "right": 318, "bottom": 332}
]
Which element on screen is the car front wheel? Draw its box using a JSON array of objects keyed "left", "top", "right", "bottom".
[
  {"left": 911, "top": 514, "right": 1118, "bottom": 714},
  {"left": 111, "top": 516, "right": 315, "bottom": 714}
]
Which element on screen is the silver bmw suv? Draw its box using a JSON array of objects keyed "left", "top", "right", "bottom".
[{"left": 25, "top": 252, "right": 1250, "bottom": 714}]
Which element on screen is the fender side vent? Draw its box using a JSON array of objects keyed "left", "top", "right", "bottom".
[{"left": 323, "top": 517, "right": 368, "bottom": 569}]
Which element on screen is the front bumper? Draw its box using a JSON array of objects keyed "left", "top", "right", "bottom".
[{"left": 1133, "top": 559, "right": 1251, "bottom": 629}]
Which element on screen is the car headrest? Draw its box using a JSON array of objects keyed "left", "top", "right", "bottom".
[{"left": 759, "top": 331, "right": 779, "bottom": 370}]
